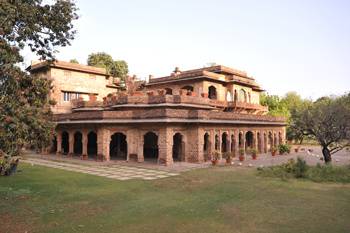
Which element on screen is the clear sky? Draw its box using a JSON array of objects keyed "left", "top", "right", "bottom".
[{"left": 24, "top": 0, "right": 350, "bottom": 99}]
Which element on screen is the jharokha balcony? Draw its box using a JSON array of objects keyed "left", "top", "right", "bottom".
[
  {"left": 71, "top": 90, "right": 269, "bottom": 114},
  {"left": 60, "top": 90, "right": 282, "bottom": 124}
]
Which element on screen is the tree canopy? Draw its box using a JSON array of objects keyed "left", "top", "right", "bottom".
[
  {"left": 87, "top": 52, "right": 128, "bottom": 80},
  {"left": 0, "top": 0, "right": 78, "bottom": 157}
]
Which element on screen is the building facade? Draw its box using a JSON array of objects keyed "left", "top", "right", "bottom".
[{"left": 29, "top": 61, "right": 286, "bottom": 165}]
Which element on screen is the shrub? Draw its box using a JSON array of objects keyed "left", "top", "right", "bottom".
[
  {"left": 223, "top": 151, "right": 235, "bottom": 159},
  {"left": 212, "top": 150, "right": 221, "bottom": 161},
  {"left": 278, "top": 144, "right": 291, "bottom": 154},
  {"left": 257, "top": 157, "right": 350, "bottom": 183},
  {"left": 294, "top": 157, "right": 308, "bottom": 178},
  {"left": 239, "top": 148, "right": 245, "bottom": 156}
]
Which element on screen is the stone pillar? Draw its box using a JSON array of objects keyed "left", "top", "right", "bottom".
[
  {"left": 196, "top": 128, "right": 205, "bottom": 163},
  {"left": 234, "top": 129, "right": 239, "bottom": 156},
  {"left": 254, "top": 131, "right": 259, "bottom": 153},
  {"left": 82, "top": 130, "right": 88, "bottom": 159},
  {"left": 158, "top": 127, "right": 173, "bottom": 165},
  {"left": 97, "top": 128, "right": 110, "bottom": 161},
  {"left": 242, "top": 131, "right": 246, "bottom": 154},
  {"left": 56, "top": 131, "right": 62, "bottom": 155},
  {"left": 137, "top": 132, "right": 144, "bottom": 162},
  {"left": 209, "top": 130, "right": 215, "bottom": 158},
  {"left": 68, "top": 131, "right": 74, "bottom": 156}
]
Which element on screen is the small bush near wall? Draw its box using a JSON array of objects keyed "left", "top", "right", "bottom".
[
  {"left": 257, "top": 157, "right": 350, "bottom": 183},
  {"left": 278, "top": 144, "right": 291, "bottom": 154}
]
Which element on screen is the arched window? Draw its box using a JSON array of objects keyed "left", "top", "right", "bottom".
[
  {"left": 165, "top": 88, "right": 172, "bottom": 95},
  {"left": 239, "top": 89, "right": 247, "bottom": 102},
  {"left": 208, "top": 86, "right": 217, "bottom": 99}
]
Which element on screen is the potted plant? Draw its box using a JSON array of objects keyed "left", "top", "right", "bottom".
[
  {"left": 239, "top": 148, "right": 245, "bottom": 161},
  {"left": 294, "top": 146, "right": 299, "bottom": 153},
  {"left": 250, "top": 148, "right": 257, "bottom": 160},
  {"left": 278, "top": 144, "right": 291, "bottom": 155},
  {"left": 211, "top": 150, "right": 221, "bottom": 165},
  {"left": 223, "top": 151, "right": 234, "bottom": 164},
  {"left": 271, "top": 147, "right": 277, "bottom": 156}
]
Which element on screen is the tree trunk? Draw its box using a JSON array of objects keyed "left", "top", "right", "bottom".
[{"left": 322, "top": 146, "right": 332, "bottom": 163}]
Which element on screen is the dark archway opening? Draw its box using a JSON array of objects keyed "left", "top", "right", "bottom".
[
  {"left": 221, "top": 132, "right": 228, "bottom": 153},
  {"left": 208, "top": 86, "right": 217, "bottom": 99},
  {"left": 257, "top": 132, "right": 262, "bottom": 153},
  {"left": 231, "top": 135, "right": 235, "bottom": 152},
  {"left": 165, "top": 88, "right": 172, "bottom": 95},
  {"left": 110, "top": 133, "right": 127, "bottom": 160},
  {"left": 172, "top": 133, "right": 184, "bottom": 161},
  {"left": 239, "top": 132, "right": 243, "bottom": 149},
  {"left": 87, "top": 131, "right": 97, "bottom": 158},
  {"left": 245, "top": 131, "right": 253, "bottom": 149},
  {"left": 143, "top": 132, "right": 158, "bottom": 160},
  {"left": 73, "top": 132, "right": 83, "bottom": 155},
  {"left": 61, "top": 131, "right": 69, "bottom": 155}
]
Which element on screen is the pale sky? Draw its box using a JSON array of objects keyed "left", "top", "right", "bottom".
[{"left": 23, "top": 0, "right": 350, "bottom": 99}]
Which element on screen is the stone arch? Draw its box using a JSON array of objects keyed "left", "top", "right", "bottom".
[
  {"left": 208, "top": 86, "right": 217, "bottom": 100},
  {"left": 110, "top": 132, "right": 127, "bottom": 160},
  {"left": 87, "top": 131, "right": 97, "bottom": 158},
  {"left": 203, "top": 132, "right": 210, "bottom": 160},
  {"left": 239, "top": 89, "right": 247, "bottom": 102},
  {"left": 143, "top": 132, "right": 159, "bottom": 160},
  {"left": 172, "top": 133, "right": 185, "bottom": 161},
  {"left": 61, "top": 131, "right": 69, "bottom": 155},
  {"left": 165, "top": 88, "right": 172, "bottom": 95},
  {"left": 245, "top": 131, "right": 254, "bottom": 149},
  {"left": 221, "top": 132, "right": 229, "bottom": 153},
  {"left": 73, "top": 131, "right": 83, "bottom": 155}
]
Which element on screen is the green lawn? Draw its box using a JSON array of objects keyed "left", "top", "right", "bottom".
[{"left": 1, "top": 163, "right": 350, "bottom": 233}]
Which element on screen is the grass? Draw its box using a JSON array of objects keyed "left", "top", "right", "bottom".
[{"left": 0, "top": 163, "right": 350, "bottom": 233}]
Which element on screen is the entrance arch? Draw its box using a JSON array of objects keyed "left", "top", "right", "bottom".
[
  {"left": 61, "top": 131, "right": 69, "bottom": 155},
  {"left": 245, "top": 131, "right": 254, "bottom": 149},
  {"left": 73, "top": 131, "right": 83, "bottom": 155},
  {"left": 203, "top": 133, "right": 210, "bottom": 160},
  {"left": 172, "top": 133, "right": 184, "bottom": 161},
  {"left": 221, "top": 132, "right": 228, "bottom": 153},
  {"left": 110, "top": 133, "right": 127, "bottom": 160},
  {"left": 87, "top": 131, "right": 97, "bottom": 158},
  {"left": 143, "top": 132, "right": 158, "bottom": 160}
]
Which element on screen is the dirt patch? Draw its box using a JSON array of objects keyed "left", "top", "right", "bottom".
[{"left": 0, "top": 213, "right": 34, "bottom": 233}]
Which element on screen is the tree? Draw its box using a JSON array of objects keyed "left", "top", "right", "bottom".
[
  {"left": 0, "top": 0, "right": 78, "bottom": 163},
  {"left": 296, "top": 94, "right": 350, "bottom": 163},
  {"left": 260, "top": 93, "right": 290, "bottom": 117},
  {"left": 69, "top": 58, "right": 79, "bottom": 64},
  {"left": 87, "top": 52, "right": 128, "bottom": 80}
]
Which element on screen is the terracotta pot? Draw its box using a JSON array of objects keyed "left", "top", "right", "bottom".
[
  {"left": 226, "top": 158, "right": 232, "bottom": 164},
  {"left": 294, "top": 148, "right": 299, "bottom": 153},
  {"left": 271, "top": 151, "right": 276, "bottom": 156},
  {"left": 211, "top": 160, "right": 218, "bottom": 165},
  {"left": 252, "top": 154, "right": 257, "bottom": 160},
  {"left": 239, "top": 155, "right": 245, "bottom": 161}
]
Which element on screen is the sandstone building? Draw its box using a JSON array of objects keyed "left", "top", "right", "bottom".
[{"left": 28, "top": 61, "right": 286, "bottom": 165}]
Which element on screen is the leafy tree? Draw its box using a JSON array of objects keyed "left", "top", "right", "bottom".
[
  {"left": 0, "top": 0, "right": 78, "bottom": 162},
  {"left": 295, "top": 94, "right": 350, "bottom": 163},
  {"left": 87, "top": 52, "right": 128, "bottom": 80},
  {"left": 69, "top": 58, "right": 79, "bottom": 64},
  {"left": 260, "top": 93, "right": 290, "bottom": 117}
]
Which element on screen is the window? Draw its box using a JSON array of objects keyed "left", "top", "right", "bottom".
[
  {"left": 208, "top": 86, "right": 217, "bottom": 99},
  {"left": 63, "top": 92, "right": 81, "bottom": 102}
]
